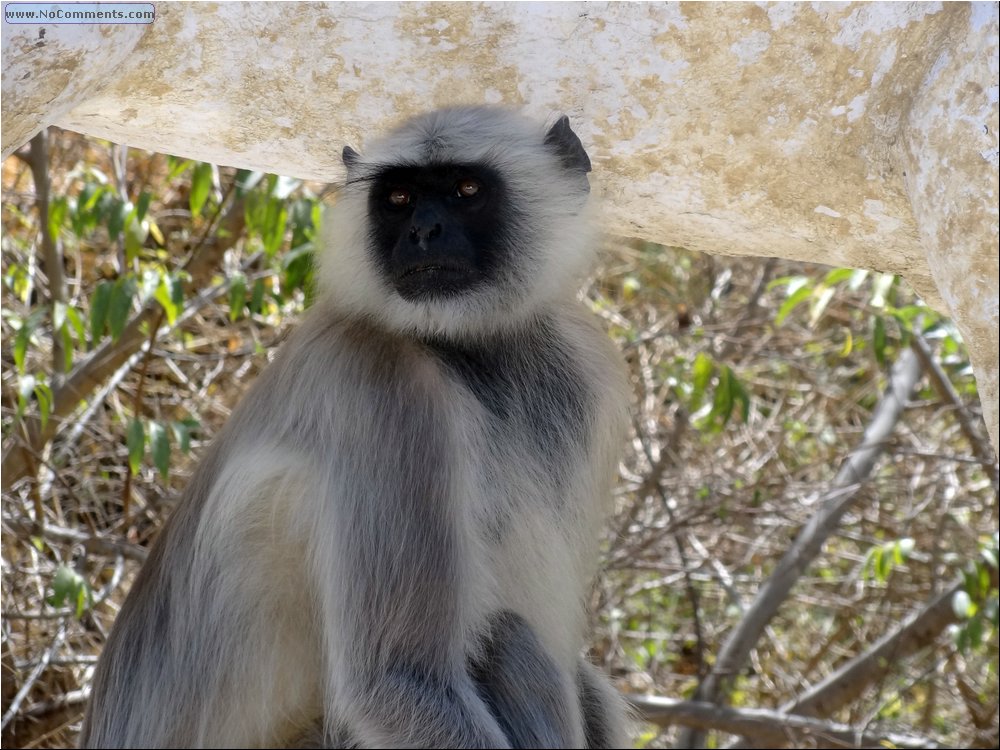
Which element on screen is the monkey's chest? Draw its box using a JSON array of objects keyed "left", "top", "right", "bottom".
[
  {"left": 421, "top": 335, "right": 602, "bottom": 662},
  {"left": 427, "top": 334, "right": 593, "bottom": 494}
]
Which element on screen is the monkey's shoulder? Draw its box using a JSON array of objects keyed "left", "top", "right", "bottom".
[
  {"left": 423, "top": 318, "right": 585, "bottom": 416},
  {"left": 222, "top": 307, "right": 623, "bottom": 467}
]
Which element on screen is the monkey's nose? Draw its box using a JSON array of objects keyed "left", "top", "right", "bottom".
[{"left": 408, "top": 223, "right": 443, "bottom": 244}]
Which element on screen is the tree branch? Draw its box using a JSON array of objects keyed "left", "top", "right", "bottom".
[
  {"left": 629, "top": 694, "right": 939, "bottom": 749},
  {"left": 678, "top": 345, "right": 925, "bottom": 748},
  {"left": 28, "top": 128, "right": 66, "bottom": 379}
]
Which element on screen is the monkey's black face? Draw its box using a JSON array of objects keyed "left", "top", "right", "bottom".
[{"left": 368, "top": 164, "right": 510, "bottom": 301}]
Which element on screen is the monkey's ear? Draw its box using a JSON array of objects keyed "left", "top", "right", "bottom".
[
  {"left": 544, "top": 115, "right": 592, "bottom": 174},
  {"left": 342, "top": 146, "right": 362, "bottom": 171}
]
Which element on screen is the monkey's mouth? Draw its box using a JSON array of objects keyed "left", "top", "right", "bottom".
[{"left": 394, "top": 264, "right": 477, "bottom": 300}]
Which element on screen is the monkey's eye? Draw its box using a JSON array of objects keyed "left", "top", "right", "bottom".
[
  {"left": 455, "top": 179, "right": 481, "bottom": 198},
  {"left": 388, "top": 188, "right": 411, "bottom": 207}
]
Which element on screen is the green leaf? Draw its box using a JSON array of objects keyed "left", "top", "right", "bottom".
[
  {"left": 894, "top": 537, "right": 915, "bottom": 564},
  {"left": 766, "top": 275, "right": 805, "bottom": 292},
  {"left": 90, "top": 280, "right": 114, "bottom": 345},
  {"left": 136, "top": 190, "right": 152, "bottom": 221},
  {"left": 875, "top": 546, "right": 891, "bottom": 581},
  {"left": 691, "top": 352, "right": 714, "bottom": 408},
  {"left": 34, "top": 381, "right": 53, "bottom": 431},
  {"left": 872, "top": 547, "right": 885, "bottom": 582},
  {"left": 262, "top": 200, "right": 289, "bottom": 256},
  {"left": 48, "top": 195, "right": 68, "bottom": 241},
  {"left": 821, "top": 267, "right": 855, "bottom": 286},
  {"left": 167, "top": 156, "right": 193, "bottom": 180},
  {"left": 108, "top": 277, "right": 137, "bottom": 342},
  {"left": 14, "top": 322, "right": 31, "bottom": 374},
  {"left": 775, "top": 284, "right": 813, "bottom": 326},
  {"left": 148, "top": 218, "right": 165, "bottom": 246},
  {"left": 60, "top": 324, "right": 74, "bottom": 372},
  {"left": 124, "top": 216, "right": 149, "bottom": 263},
  {"left": 290, "top": 198, "right": 319, "bottom": 249},
  {"left": 170, "top": 418, "right": 198, "bottom": 454},
  {"left": 249, "top": 278, "right": 266, "bottom": 315},
  {"left": 978, "top": 565, "right": 992, "bottom": 596},
  {"left": 964, "top": 568, "right": 981, "bottom": 596},
  {"left": 244, "top": 190, "right": 266, "bottom": 235},
  {"left": 5, "top": 263, "right": 31, "bottom": 303},
  {"left": 310, "top": 201, "right": 322, "bottom": 234},
  {"left": 149, "top": 421, "right": 171, "bottom": 479},
  {"left": 840, "top": 328, "right": 853, "bottom": 357},
  {"left": 154, "top": 273, "right": 184, "bottom": 325},
  {"left": 127, "top": 418, "right": 145, "bottom": 475},
  {"left": 229, "top": 274, "right": 247, "bottom": 322},
  {"left": 189, "top": 162, "right": 214, "bottom": 218},
  {"left": 13, "top": 308, "right": 46, "bottom": 373},
  {"left": 80, "top": 181, "right": 104, "bottom": 212},
  {"left": 711, "top": 366, "right": 735, "bottom": 427},
  {"left": 48, "top": 565, "right": 92, "bottom": 617},
  {"left": 48, "top": 565, "right": 76, "bottom": 606},
  {"left": 864, "top": 539, "right": 914, "bottom": 584},
  {"left": 107, "top": 197, "right": 129, "bottom": 239},
  {"left": 235, "top": 169, "right": 265, "bottom": 196},
  {"left": 282, "top": 241, "right": 314, "bottom": 292}
]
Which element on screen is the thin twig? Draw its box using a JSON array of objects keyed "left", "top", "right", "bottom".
[
  {"left": 121, "top": 311, "right": 164, "bottom": 522},
  {"left": 909, "top": 333, "right": 999, "bottom": 493},
  {"left": 5, "top": 519, "right": 147, "bottom": 562},
  {"left": 0, "top": 624, "right": 67, "bottom": 732},
  {"left": 22, "top": 687, "right": 90, "bottom": 718}
]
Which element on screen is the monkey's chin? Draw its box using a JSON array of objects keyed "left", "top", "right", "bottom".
[{"left": 393, "top": 266, "right": 478, "bottom": 301}]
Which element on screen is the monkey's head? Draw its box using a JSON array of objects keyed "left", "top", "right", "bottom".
[{"left": 321, "top": 107, "right": 595, "bottom": 339}]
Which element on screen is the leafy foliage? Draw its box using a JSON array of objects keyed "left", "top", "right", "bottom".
[{"left": 953, "top": 532, "right": 1000, "bottom": 653}]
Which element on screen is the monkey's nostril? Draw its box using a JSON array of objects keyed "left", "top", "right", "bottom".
[
  {"left": 408, "top": 226, "right": 420, "bottom": 244},
  {"left": 429, "top": 223, "right": 442, "bottom": 240}
]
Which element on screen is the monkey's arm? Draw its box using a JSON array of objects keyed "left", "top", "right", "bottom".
[
  {"left": 471, "top": 610, "right": 582, "bottom": 749},
  {"left": 470, "top": 612, "right": 631, "bottom": 749}
]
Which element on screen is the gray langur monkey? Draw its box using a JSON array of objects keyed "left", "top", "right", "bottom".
[{"left": 80, "top": 106, "right": 631, "bottom": 749}]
